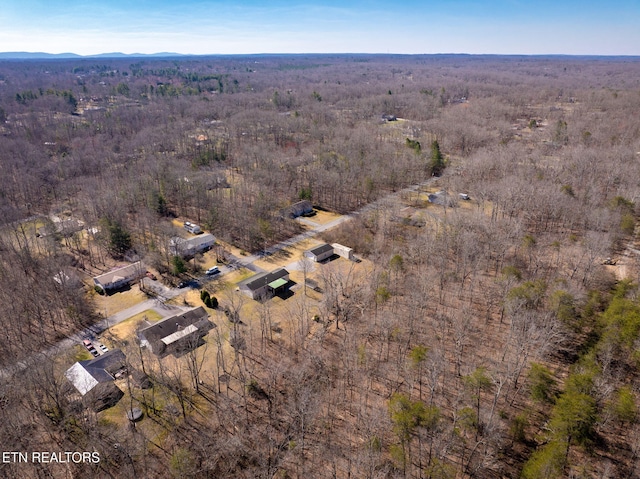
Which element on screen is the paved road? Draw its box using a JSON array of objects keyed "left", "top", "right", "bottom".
[
  {"left": 0, "top": 177, "right": 437, "bottom": 380},
  {"left": 0, "top": 299, "right": 187, "bottom": 380}
]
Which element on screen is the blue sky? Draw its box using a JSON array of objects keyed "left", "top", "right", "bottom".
[{"left": 1, "top": 0, "right": 638, "bottom": 55}]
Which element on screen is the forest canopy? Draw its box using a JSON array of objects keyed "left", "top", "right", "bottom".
[{"left": 1, "top": 54, "right": 640, "bottom": 478}]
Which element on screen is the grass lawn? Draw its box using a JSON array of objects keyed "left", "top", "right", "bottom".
[
  {"left": 253, "top": 239, "right": 316, "bottom": 271},
  {"left": 309, "top": 209, "right": 343, "bottom": 225},
  {"left": 92, "top": 284, "right": 148, "bottom": 316},
  {"left": 107, "top": 309, "right": 163, "bottom": 342}
]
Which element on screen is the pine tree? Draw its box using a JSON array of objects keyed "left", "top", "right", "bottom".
[{"left": 429, "top": 140, "right": 446, "bottom": 176}]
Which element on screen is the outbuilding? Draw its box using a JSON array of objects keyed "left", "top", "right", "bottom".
[
  {"left": 304, "top": 243, "right": 334, "bottom": 262},
  {"left": 331, "top": 243, "right": 355, "bottom": 261}
]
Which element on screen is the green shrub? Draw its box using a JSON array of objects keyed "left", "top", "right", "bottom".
[
  {"left": 620, "top": 213, "right": 636, "bottom": 235},
  {"left": 608, "top": 385, "right": 637, "bottom": 424},
  {"left": 528, "top": 363, "right": 557, "bottom": 403}
]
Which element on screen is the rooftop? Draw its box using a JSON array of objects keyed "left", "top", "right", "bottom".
[
  {"left": 307, "top": 243, "right": 333, "bottom": 256},
  {"left": 139, "top": 306, "right": 212, "bottom": 344},
  {"left": 94, "top": 261, "right": 144, "bottom": 286},
  {"left": 65, "top": 349, "right": 127, "bottom": 395},
  {"left": 238, "top": 268, "right": 290, "bottom": 291}
]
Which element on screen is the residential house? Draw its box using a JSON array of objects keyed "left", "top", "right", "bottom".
[
  {"left": 93, "top": 261, "right": 145, "bottom": 293},
  {"left": 281, "top": 200, "right": 313, "bottom": 219},
  {"left": 238, "top": 268, "right": 290, "bottom": 300},
  {"left": 170, "top": 233, "right": 216, "bottom": 258},
  {"left": 65, "top": 349, "right": 127, "bottom": 411},
  {"left": 138, "top": 306, "right": 214, "bottom": 356},
  {"left": 303, "top": 243, "right": 334, "bottom": 262},
  {"left": 38, "top": 216, "right": 84, "bottom": 238}
]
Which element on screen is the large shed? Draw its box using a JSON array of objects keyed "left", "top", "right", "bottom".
[
  {"left": 303, "top": 243, "right": 334, "bottom": 262},
  {"left": 331, "top": 243, "right": 355, "bottom": 261}
]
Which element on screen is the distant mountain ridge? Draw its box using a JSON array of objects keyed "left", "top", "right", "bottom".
[
  {"left": 1, "top": 51, "right": 638, "bottom": 61},
  {"left": 0, "top": 51, "right": 187, "bottom": 59}
]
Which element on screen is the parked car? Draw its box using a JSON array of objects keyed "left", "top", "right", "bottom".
[
  {"left": 177, "top": 280, "right": 189, "bottom": 288},
  {"left": 99, "top": 344, "right": 109, "bottom": 353},
  {"left": 145, "top": 271, "right": 157, "bottom": 280},
  {"left": 206, "top": 266, "right": 220, "bottom": 276}
]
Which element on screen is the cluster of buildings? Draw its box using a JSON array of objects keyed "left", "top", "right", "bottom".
[
  {"left": 92, "top": 221, "right": 215, "bottom": 293},
  {"left": 65, "top": 306, "right": 214, "bottom": 411},
  {"left": 67, "top": 209, "right": 359, "bottom": 414}
]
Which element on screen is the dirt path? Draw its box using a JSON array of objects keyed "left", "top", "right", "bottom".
[{"left": 0, "top": 299, "right": 187, "bottom": 380}]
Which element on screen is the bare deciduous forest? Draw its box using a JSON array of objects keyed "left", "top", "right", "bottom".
[{"left": 1, "top": 54, "right": 640, "bottom": 478}]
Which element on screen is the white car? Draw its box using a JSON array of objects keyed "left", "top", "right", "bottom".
[{"left": 206, "top": 266, "right": 220, "bottom": 276}]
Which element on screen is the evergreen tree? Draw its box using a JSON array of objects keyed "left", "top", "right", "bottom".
[{"left": 429, "top": 139, "right": 446, "bottom": 176}]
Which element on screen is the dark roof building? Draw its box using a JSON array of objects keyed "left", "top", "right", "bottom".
[
  {"left": 238, "top": 268, "right": 290, "bottom": 300},
  {"left": 303, "top": 243, "right": 334, "bottom": 262},
  {"left": 65, "top": 349, "right": 127, "bottom": 395},
  {"left": 138, "top": 306, "right": 213, "bottom": 355},
  {"left": 281, "top": 200, "right": 313, "bottom": 219}
]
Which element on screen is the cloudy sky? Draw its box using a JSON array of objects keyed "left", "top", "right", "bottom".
[{"left": 1, "top": 0, "right": 638, "bottom": 56}]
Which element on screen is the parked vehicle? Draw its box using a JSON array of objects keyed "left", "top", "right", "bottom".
[
  {"left": 206, "top": 266, "right": 220, "bottom": 276},
  {"left": 83, "top": 339, "right": 98, "bottom": 356},
  {"left": 183, "top": 221, "right": 202, "bottom": 234},
  {"left": 145, "top": 271, "right": 157, "bottom": 280}
]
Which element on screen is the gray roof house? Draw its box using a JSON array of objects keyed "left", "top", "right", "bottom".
[
  {"left": 169, "top": 233, "right": 216, "bottom": 258},
  {"left": 93, "top": 261, "right": 145, "bottom": 292},
  {"left": 303, "top": 243, "right": 334, "bottom": 262},
  {"left": 138, "top": 306, "right": 214, "bottom": 356},
  {"left": 238, "top": 268, "right": 290, "bottom": 300},
  {"left": 281, "top": 200, "right": 313, "bottom": 219},
  {"left": 65, "top": 349, "right": 127, "bottom": 411}
]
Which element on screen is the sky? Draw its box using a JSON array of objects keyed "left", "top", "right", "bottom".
[{"left": 0, "top": 0, "right": 638, "bottom": 56}]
